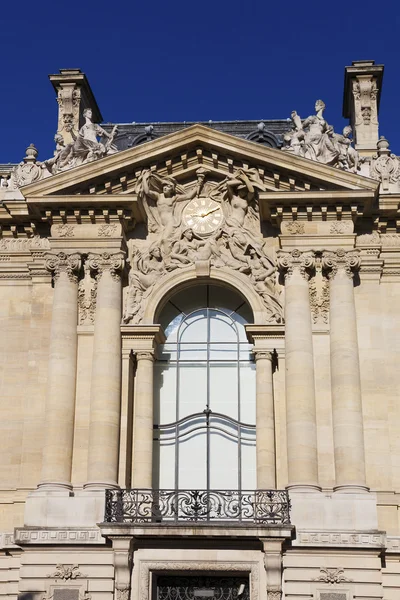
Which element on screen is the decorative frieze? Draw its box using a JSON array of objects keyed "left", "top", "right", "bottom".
[
  {"left": 14, "top": 527, "right": 106, "bottom": 545},
  {"left": 295, "top": 530, "right": 386, "bottom": 548}
]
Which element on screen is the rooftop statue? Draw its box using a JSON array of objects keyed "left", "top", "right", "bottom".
[
  {"left": 44, "top": 108, "right": 118, "bottom": 175},
  {"left": 282, "top": 100, "right": 360, "bottom": 172}
]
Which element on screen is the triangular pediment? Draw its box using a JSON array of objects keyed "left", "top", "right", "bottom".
[{"left": 22, "top": 124, "right": 378, "bottom": 223}]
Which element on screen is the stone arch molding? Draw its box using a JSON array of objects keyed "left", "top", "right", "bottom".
[
  {"left": 141, "top": 266, "right": 267, "bottom": 324},
  {"left": 122, "top": 167, "right": 283, "bottom": 326}
]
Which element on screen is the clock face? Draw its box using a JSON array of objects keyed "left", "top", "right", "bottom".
[{"left": 182, "top": 198, "right": 224, "bottom": 237}]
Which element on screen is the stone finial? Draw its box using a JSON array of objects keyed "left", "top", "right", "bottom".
[
  {"left": 49, "top": 69, "right": 103, "bottom": 145},
  {"left": 370, "top": 136, "right": 400, "bottom": 191},
  {"left": 343, "top": 60, "right": 384, "bottom": 156}
]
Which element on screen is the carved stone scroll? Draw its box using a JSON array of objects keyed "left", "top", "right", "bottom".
[{"left": 45, "top": 252, "right": 81, "bottom": 283}]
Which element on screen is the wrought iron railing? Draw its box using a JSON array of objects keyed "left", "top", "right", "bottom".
[{"left": 104, "top": 489, "right": 291, "bottom": 525}]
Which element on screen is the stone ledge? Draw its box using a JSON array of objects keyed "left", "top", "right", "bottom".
[
  {"left": 14, "top": 527, "right": 106, "bottom": 545},
  {"left": 100, "top": 523, "right": 295, "bottom": 540}
]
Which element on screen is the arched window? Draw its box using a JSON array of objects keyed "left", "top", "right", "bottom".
[{"left": 153, "top": 284, "right": 256, "bottom": 492}]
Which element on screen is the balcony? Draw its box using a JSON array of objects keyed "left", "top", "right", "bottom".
[{"left": 104, "top": 488, "right": 291, "bottom": 526}]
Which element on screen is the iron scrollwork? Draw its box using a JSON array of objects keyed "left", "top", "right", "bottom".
[{"left": 104, "top": 488, "right": 290, "bottom": 525}]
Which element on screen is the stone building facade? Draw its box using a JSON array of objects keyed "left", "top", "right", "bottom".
[{"left": 0, "top": 60, "right": 400, "bottom": 600}]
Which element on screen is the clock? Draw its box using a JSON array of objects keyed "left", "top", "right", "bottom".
[{"left": 182, "top": 198, "right": 224, "bottom": 237}]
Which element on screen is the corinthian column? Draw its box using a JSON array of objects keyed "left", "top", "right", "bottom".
[
  {"left": 84, "top": 252, "right": 125, "bottom": 489},
  {"left": 322, "top": 249, "right": 367, "bottom": 491},
  {"left": 277, "top": 250, "right": 319, "bottom": 490},
  {"left": 39, "top": 252, "right": 81, "bottom": 490}
]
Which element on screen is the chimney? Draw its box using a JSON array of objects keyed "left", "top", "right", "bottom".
[
  {"left": 49, "top": 69, "right": 103, "bottom": 145},
  {"left": 343, "top": 60, "right": 384, "bottom": 157}
]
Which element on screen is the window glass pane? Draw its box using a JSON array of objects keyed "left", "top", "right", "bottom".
[
  {"left": 209, "top": 363, "right": 238, "bottom": 419},
  {"left": 178, "top": 431, "right": 207, "bottom": 489},
  {"left": 209, "top": 311, "right": 238, "bottom": 342},
  {"left": 178, "top": 343, "right": 207, "bottom": 361},
  {"left": 241, "top": 441, "right": 256, "bottom": 489},
  {"left": 178, "top": 364, "right": 207, "bottom": 418},
  {"left": 240, "top": 363, "right": 256, "bottom": 424},
  {"left": 209, "top": 431, "right": 239, "bottom": 489},
  {"left": 154, "top": 363, "right": 177, "bottom": 424},
  {"left": 158, "top": 439, "right": 176, "bottom": 489},
  {"left": 209, "top": 343, "right": 238, "bottom": 361},
  {"left": 179, "top": 311, "right": 207, "bottom": 343}
]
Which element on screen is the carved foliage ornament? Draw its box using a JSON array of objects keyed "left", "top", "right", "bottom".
[
  {"left": 78, "top": 262, "right": 97, "bottom": 325},
  {"left": 45, "top": 252, "right": 81, "bottom": 283},
  {"left": 87, "top": 252, "right": 125, "bottom": 282},
  {"left": 322, "top": 249, "right": 360, "bottom": 279},
  {"left": 314, "top": 567, "right": 351, "bottom": 585},
  {"left": 276, "top": 249, "right": 315, "bottom": 281},
  {"left": 47, "top": 564, "right": 84, "bottom": 581},
  {"left": 123, "top": 168, "right": 283, "bottom": 325}
]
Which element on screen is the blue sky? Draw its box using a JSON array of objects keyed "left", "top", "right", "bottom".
[{"left": 1, "top": 0, "right": 399, "bottom": 163}]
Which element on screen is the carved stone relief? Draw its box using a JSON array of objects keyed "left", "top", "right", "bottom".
[
  {"left": 78, "top": 262, "right": 97, "bottom": 324},
  {"left": 123, "top": 168, "right": 283, "bottom": 324},
  {"left": 370, "top": 136, "right": 400, "bottom": 190},
  {"left": 0, "top": 236, "right": 50, "bottom": 251},
  {"left": 282, "top": 101, "right": 360, "bottom": 172},
  {"left": 47, "top": 565, "right": 85, "bottom": 581},
  {"left": 309, "top": 255, "right": 329, "bottom": 325},
  {"left": 313, "top": 568, "right": 351, "bottom": 585}
]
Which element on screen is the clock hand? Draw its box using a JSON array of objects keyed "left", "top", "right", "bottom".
[{"left": 198, "top": 206, "right": 220, "bottom": 218}]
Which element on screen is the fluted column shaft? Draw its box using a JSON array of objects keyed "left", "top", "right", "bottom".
[
  {"left": 40, "top": 252, "right": 81, "bottom": 490},
  {"left": 85, "top": 252, "right": 125, "bottom": 489},
  {"left": 278, "top": 250, "right": 319, "bottom": 490},
  {"left": 323, "top": 249, "right": 367, "bottom": 491},
  {"left": 254, "top": 351, "right": 276, "bottom": 489},
  {"left": 132, "top": 351, "right": 155, "bottom": 489}
]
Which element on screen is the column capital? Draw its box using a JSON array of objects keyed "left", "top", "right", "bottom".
[
  {"left": 322, "top": 248, "right": 361, "bottom": 279},
  {"left": 254, "top": 350, "right": 273, "bottom": 362},
  {"left": 277, "top": 249, "right": 315, "bottom": 281},
  {"left": 135, "top": 351, "right": 155, "bottom": 362},
  {"left": 87, "top": 251, "right": 125, "bottom": 281},
  {"left": 45, "top": 251, "right": 81, "bottom": 283}
]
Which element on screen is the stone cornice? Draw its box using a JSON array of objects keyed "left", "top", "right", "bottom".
[{"left": 21, "top": 124, "right": 379, "bottom": 197}]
